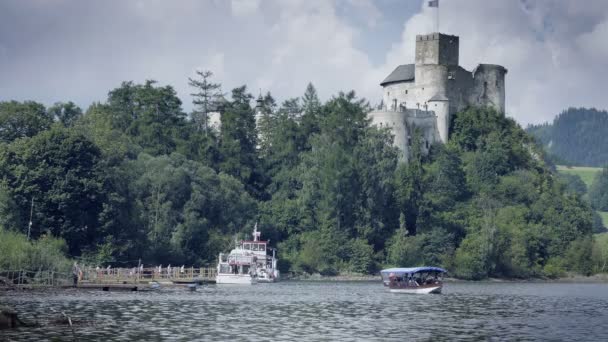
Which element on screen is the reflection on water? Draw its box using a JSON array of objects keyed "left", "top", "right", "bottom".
[{"left": 2, "top": 281, "right": 608, "bottom": 341}]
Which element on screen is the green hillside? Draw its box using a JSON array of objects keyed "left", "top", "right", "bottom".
[
  {"left": 600, "top": 212, "right": 608, "bottom": 228},
  {"left": 557, "top": 165, "right": 602, "bottom": 188},
  {"left": 528, "top": 108, "right": 608, "bottom": 167}
]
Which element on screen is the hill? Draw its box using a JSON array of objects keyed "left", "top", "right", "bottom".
[
  {"left": 556, "top": 165, "right": 602, "bottom": 188},
  {"left": 0, "top": 82, "right": 603, "bottom": 279},
  {"left": 527, "top": 108, "right": 608, "bottom": 167}
]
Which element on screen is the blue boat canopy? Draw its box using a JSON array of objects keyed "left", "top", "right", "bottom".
[{"left": 381, "top": 267, "right": 446, "bottom": 274}]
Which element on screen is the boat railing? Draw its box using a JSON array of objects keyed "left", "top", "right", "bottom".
[{"left": 227, "top": 254, "right": 256, "bottom": 264}]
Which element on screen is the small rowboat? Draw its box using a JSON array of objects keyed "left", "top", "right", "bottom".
[{"left": 380, "top": 267, "right": 447, "bottom": 294}]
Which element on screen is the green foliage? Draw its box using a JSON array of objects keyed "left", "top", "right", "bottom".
[
  {"left": 592, "top": 233, "right": 608, "bottom": 274},
  {"left": 527, "top": 108, "right": 608, "bottom": 167},
  {"left": 0, "top": 80, "right": 598, "bottom": 280},
  {"left": 48, "top": 101, "right": 83, "bottom": 127},
  {"left": 556, "top": 165, "right": 601, "bottom": 188},
  {"left": 188, "top": 70, "right": 223, "bottom": 132},
  {"left": 557, "top": 173, "right": 587, "bottom": 196},
  {"left": 589, "top": 166, "right": 608, "bottom": 211},
  {"left": 129, "top": 153, "right": 257, "bottom": 264},
  {"left": 0, "top": 101, "right": 53, "bottom": 143},
  {"left": 0, "top": 227, "right": 71, "bottom": 273},
  {"left": 0, "top": 126, "right": 106, "bottom": 254},
  {"left": 218, "top": 86, "right": 264, "bottom": 198}
]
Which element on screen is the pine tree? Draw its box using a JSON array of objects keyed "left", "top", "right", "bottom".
[{"left": 188, "top": 70, "right": 223, "bottom": 132}]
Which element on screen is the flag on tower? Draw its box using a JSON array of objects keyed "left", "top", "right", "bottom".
[{"left": 428, "top": 0, "right": 439, "bottom": 7}]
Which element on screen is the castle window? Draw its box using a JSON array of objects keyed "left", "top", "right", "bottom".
[
  {"left": 405, "top": 90, "right": 408, "bottom": 95},
  {"left": 426, "top": 140, "right": 429, "bottom": 149},
  {"left": 408, "top": 136, "right": 412, "bottom": 146},
  {"left": 448, "top": 72, "right": 454, "bottom": 80}
]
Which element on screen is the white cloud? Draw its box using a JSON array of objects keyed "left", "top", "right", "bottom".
[
  {"left": 381, "top": 0, "right": 608, "bottom": 124},
  {"left": 230, "top": 0, "right": 261, "bottom": 17},
  {"left": 1, "top": 0, "right": 607, "bottom": 125}
]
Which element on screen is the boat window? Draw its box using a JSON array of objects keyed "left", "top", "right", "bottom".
[
  {"left": 220, "top": 265, "right": 231, "bottom": 274},
  {"left": 244, "top": 243, "right": 251, "bottom": 250},
  {"left": 242, "top": 265, "right": 249, "bottom": 274},
  {"left": 260, "top": 244, "right": 266, "bottom": 251},
  {"left": 252, "top": 244, "right": 259, "bottom": 251}
]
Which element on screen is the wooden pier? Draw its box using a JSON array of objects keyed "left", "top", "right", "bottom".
[{"left": 1, "top": 266, "right": 217, "bottom": 290}]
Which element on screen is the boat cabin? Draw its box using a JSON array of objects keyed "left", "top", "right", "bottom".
[
  {"left": 240, "top": 241, "right": 267, "bottom": 254},
  {"left": 381, "top": 267, "right": 446, "bottom": 288}
]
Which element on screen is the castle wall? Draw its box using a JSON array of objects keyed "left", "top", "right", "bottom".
[
  {"left": 383, "top": 81, "right": 416, "bottom": 110},
  {"left": 369, "top": 108, "right": 440, "bottom": 160},
  {"left": 406, "top": 111, "right": 440, "bottom": 154},
  {"left": 446, "top": 66, "right": 475, "bottom": 114},
  {"left": 369, "top": 110, "right": 409, "bottom": 160}
]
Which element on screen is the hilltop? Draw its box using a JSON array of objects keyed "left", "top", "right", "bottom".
[{"left": 527, "top": 108, "right": 608, "bottom": 167}]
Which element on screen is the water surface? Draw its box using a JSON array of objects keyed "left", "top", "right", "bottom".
[{"left": 1, "top": 281, "right": 607, "bottom": 341}]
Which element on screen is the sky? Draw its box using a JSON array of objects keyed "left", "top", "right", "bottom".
[{"left": 1, "top": 0, "right": 608, "bottom": 125}]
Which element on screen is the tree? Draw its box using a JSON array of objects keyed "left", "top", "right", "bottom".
[
  {"left": 0, "top": 126, "right": 105, "bottom": 254},
  {"left": 394, "top": 128, "right": 425, "bottom": 235},
  {"left": 129, "top": 153, "right": 257, "bottom": 264},
  {"left": 527, "top": 108, "right": 608, "bottom": 167},
  {"left": 589, "top": 166, "right": 608, "bottom": 211},
  {"left": 188, "top": 70, "right": 223, "bottom": 132},
  {"left": 48, "top": 101, "right": 83, "bottom": 127},
  {"left": 557, "top": 173, "right": 587, "bottom": 196},
  {"left": 0, "top": 101, "right": 53, "bottom": 143},
  {"left": 106, "top": 80, "right": 187, "bottom": 156},
  {"left": 218, "top": 86, "right": 264, "bottom": 198}
]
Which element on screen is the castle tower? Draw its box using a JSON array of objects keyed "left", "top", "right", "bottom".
[
  {"left": 415, "top": 33, "right": 459, "bottom": 66},
  {"left": 369, "top": 31, "right": 506, "bottom": 162}
]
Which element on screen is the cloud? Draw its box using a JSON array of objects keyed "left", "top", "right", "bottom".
[
  {"left": 0, "top": 0, "right": 607, "bottom": 125},
  {"left": 230, "top": 0, "right": 261, "bottom": 17},
  {"left": 381, "top": 0, "right": 608, "bottom": 124}
]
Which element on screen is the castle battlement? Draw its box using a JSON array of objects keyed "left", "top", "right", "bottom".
[{"left": 370, "top": 32, "right": 506, "bottom": 162}]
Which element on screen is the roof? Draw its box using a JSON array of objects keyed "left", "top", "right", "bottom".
[
  {"left": 380, "top": 64, "right": 415, "bottom": 86},
  {"left": 381, "top": 267, "right": 447, "bottom": 274}
]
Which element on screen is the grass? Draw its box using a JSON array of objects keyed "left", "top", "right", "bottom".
[
  {"left": 556, "top": 165, "right": 602, "bottom": 188},
  {"left": 600, "top": 212, "right": 608, "bottom": 228},
  {"left": 556, "top": 166, "right": 608, "bottom": 228}
]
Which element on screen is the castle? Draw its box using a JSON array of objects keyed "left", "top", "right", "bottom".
[{"left": 369, "top": 32, "right": 507, "bottom": 161}]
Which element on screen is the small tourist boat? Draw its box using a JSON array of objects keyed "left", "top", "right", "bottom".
[
  {"left": 380, "top": 267, "right": 446, "bottom": 294},
  {"left": 215, "top": 225, "right": 279, "bottom": 285}
]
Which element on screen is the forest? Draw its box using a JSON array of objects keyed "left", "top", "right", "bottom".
[
  {"left": 1, "top": 72, "right": 606, "bottom": 279},
  {"left": 527, "top": 107, "right": 608, "bottom": 167}
]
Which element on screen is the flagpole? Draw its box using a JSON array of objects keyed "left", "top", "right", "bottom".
[{"left": 436, "top": 3, "right": 439, "bottom": 33}]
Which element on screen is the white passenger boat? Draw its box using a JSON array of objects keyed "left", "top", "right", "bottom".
[
  {"left": 380, "top": 267, "right": 446, "bottom": 294},
  {"left": 216, "top": 225, "right": 279, "bottom": 284}
]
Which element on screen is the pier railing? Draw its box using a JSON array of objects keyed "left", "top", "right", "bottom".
[
  {"left": 0, "top": 267, "right": 216, "bottom": 288},
  {"left": 79, "top": 266, "right": 217, "bottom": 284},
  {"left": 0, "top": 269, "right": 72, "bottom": 288}
]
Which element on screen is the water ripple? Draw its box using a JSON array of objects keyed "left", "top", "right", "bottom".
[{"left": 1, "top": 282, "right": 608, "bottom": 341}]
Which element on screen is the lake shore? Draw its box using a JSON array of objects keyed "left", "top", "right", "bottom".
[{"left": 286, "top": 272, "right": 608, "bottom": 283}]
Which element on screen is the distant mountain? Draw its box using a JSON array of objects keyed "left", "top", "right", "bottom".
[{"left": 527, "top": 108, "right": 608, "bottom": 167}]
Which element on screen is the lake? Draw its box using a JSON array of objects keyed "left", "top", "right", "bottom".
[{"left": 1, "top": 281, "right": 607, "bottom": 341}]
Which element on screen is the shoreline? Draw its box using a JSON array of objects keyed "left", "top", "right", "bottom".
[{"left": 285, "top": 273, "right": 608, "bottom": 283}]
